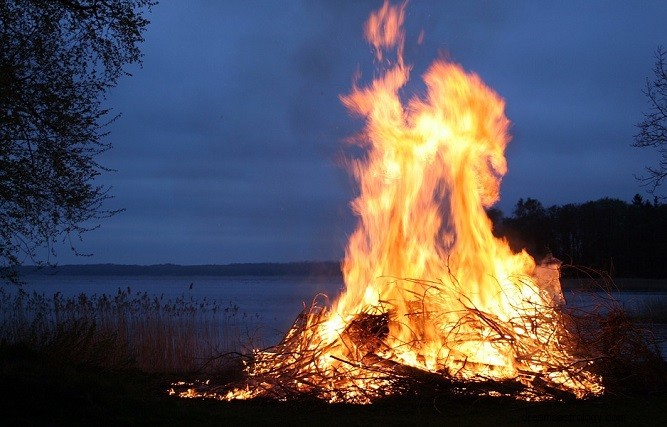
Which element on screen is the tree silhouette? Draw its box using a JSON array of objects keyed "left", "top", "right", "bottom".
[
  {"left": 499, "top": 197, "right": 667, "bottom": 278},
  {"left": 634, "top": 46, "right": 667, "bottom": 196},
  {"left": 0, "top": 0, "right": 155, "bottom": 283},
  {"left": 502, "top": 198, "right": 551, "bottom": 260}
]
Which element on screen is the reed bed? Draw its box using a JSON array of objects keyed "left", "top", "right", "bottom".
[{"left": 0, "top": 286, "right": 261, "bottom": 374}]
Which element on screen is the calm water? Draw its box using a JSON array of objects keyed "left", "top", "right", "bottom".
[
  {"left": 14, "top": 273, "right": 667, "bottom": 356},
  {"left": 18, "top": 274, "right": 344, "bottom": 344}
]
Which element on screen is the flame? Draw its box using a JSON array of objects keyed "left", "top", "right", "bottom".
[
  {"left": 185, "top": 1, "right": 603, "bottom": 403},
  {"left": 334, "top": 2, "right": 535, "bottom": 377}
]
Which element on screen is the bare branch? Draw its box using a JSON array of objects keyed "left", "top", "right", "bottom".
[{"left": 634, "top": 46, "right": 667, "bottom": 196}]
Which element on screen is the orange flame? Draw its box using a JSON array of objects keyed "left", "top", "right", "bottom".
[
  {"left": 332, "top": 0, "right": 547, "bottom": 378},
  {"left": 199, "top": 1, "right": 603, "bottom": 403}
]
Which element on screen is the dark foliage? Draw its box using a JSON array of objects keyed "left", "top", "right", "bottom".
[
  {"left": 492, "top": 196, "right": 667, "bottom": 278},
  {"left": 634, "top": 46, "right": 667, "bottom": 196},
  {"left": 0, "top": 0, "right": 155, "bottom": 283}
]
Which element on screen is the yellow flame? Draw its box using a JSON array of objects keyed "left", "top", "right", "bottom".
[
  {"left": 219, "top": 1, "right": 603, "bottom": 402},
  {"left": 333, "top": 1, "right": 537, "bottom": 374}
]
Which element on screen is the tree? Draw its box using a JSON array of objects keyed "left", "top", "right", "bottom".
[
  {"left": 501, "top": 198, "right": 552, "bottom": 260},
  {"left": 0, "top": 0, "right": 156, "bottom": 283},
  {"left": 634, "top": 46, "right": 667, "bottom": 196},
  {"left": 512, "top": 197, "right": 546, "bottom": 220}
]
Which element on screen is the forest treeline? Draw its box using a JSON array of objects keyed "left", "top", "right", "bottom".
[{"left": 490, "top": 195, "right": 667, "bottom": 278}]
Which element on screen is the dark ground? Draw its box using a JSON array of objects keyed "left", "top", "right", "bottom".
[{"left": 2, "top": 344, "right": 666, "bottom": 427}]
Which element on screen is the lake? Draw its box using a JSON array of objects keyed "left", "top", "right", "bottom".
[
  {"left": 16, "top": 273, "right": 345, "bottom": 345},
  {"left": 12, "top": 273, "right": 667, "bottom": 357}
]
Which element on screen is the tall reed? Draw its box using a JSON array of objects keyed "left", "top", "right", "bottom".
[{"left": 0, "top": 287, "right": 262, "bottom": 373}]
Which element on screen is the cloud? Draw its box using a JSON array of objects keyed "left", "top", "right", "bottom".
[{"left": 51, "top": 0, "right": 667, "bottom": 264}]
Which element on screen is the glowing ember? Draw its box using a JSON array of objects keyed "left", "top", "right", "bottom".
[{"left": 180, "top": 1, "right": 603, "bottom": 403}]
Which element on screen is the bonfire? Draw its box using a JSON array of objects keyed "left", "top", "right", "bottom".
[{"left": 174, "top": 1, "right": 607, "bottom": 403}]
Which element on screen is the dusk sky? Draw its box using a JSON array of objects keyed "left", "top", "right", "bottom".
[{"left": 56, "top": 1, "right": 667, "bottom": 265}]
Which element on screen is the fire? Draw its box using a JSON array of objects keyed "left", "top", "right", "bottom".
[{"left": 182, "top": 1, "right": 603, "bottom": 403}]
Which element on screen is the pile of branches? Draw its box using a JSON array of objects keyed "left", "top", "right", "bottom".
[{"left": 171, "top": 276, "right": 666, "bottom": 403}]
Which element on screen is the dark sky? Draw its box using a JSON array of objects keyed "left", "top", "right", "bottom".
[{"left": 57, "top": 1, "right": 667, "bottom": 265}]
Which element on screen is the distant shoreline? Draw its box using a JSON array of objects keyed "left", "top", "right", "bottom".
[{"left": 19, "top": 261, "right": 343, "bottom": 277}]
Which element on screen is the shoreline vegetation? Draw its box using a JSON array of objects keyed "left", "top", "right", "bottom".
[{"left": 0, "top": 287, "right": 262, "bottom": 374}]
